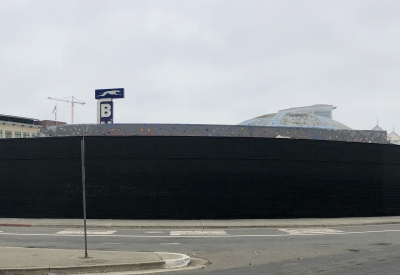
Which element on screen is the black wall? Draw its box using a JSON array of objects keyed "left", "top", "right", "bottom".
[{"left": 1, "top": 136, "right": 400, "bottom": 219}]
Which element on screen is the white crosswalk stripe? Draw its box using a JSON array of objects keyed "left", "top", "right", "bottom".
[
  {"left": 56, "top": 230, "right": 116, "bottom": 235},
  {"left": 279, "top": 228, "right": 344, "bottom": 235},
  {"left": 170, "top": 230, "right": 228, "bottom": 236}
]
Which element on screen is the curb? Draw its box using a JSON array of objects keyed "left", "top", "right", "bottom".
[
  {"left": 157, "top": 252, "right": 191, "bottom": 268},
  {"left": 0, "top": 253, "right": 190, "bottom": 275},
  {"left": 0, "top": 224, "right": 31, "bottom": 228},
  {"left": 0, "top": 262, "right": 164, "bottom": 275}
]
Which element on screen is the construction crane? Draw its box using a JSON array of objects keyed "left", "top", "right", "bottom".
[{"left": 47, "top": 96, "right": 85, "bottom": 124}]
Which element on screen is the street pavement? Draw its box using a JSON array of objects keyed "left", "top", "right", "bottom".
[{"left": 1, "top": 218, "right": 400, "bottom": 274}]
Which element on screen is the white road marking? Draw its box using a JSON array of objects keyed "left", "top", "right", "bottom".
[
  {"left": 160, "top": 243, "right": 181, "bottom": 245},
  {"left": 279, "top": 228, "right": 344, "bottom": 235},
  {"left": 170, "top": 230, "right": 227, "bottom": 236},
  {"left": 56, "top": 230, "right": 116, "bottom": 235},
  {"left": 145, "top": 231, "right": 164, "bottom": 234}
]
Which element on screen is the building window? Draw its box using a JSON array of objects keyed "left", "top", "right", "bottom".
[
  {"left": 314, "top": 111, "right": 331, "bottom": 119},
  {"left": 15, "top": 131, "right": 21, "bottom": 138},
  {"left": 31, "top": 133, "right": 37, "bottom": 138},
  {"left": 0, "top": 130, "right": 2, "bottom": 138},
  {"left": 23, "top": 132, "right": 30, "bottom": 138},
  {"left": 5, "top": 131, "right": 12, "bottom": 138}
]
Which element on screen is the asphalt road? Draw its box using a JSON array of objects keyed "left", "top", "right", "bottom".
[{"left": 1, "top": 224, "right": 400, "bottom": 274}]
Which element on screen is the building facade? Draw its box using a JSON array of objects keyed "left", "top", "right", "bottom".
[
  {"left": 38, "top": 120, "right": 67, "bottom": 129},
  {"left": 388, "top": 131, "right": 400, "bottom": 145},
  {"left": 40, "top": 123, "right": 387, "bottom": 144},
  {"left": 0, "top": 115, "right": 41, "bottom": 138}
]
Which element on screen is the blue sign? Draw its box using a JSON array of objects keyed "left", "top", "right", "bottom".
[
  {"left": 95, "top": 88, "right": 124, "bottom": 99},
  {"left": 99, "top": 101, "right": 113, "bottom": 124}
]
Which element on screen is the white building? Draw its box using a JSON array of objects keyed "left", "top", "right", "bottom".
[
  {"left": 0, "top": 114, "right": 41, "bottom": 138},
  {"left": 388, "top": 130, "right": 400, "bottom": 145}
]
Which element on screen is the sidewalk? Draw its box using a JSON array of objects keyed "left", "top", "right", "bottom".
[
  {"left": 0, "top": 246, "right": 192, "bottom": 275},
  {"left": 1, "top": 216, "right": 400, "bottom": 229}
]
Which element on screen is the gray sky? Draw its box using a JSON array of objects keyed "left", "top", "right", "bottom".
[{"left": 1, "top": 0, "right": 399, "bottom": 131}]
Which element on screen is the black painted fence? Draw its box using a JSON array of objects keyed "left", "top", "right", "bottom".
[{"left": 1, "top": 136, "right": 400, "bottom": 219}]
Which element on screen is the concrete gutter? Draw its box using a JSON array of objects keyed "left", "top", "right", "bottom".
[{"left": 1, "top": 217, "right": 400, "bottom": 229}]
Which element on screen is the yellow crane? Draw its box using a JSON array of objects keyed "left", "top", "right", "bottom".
[{"left": 47, "top": 96, "right": 85, "bottom": 124}]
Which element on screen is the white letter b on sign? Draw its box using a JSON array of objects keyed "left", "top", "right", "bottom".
[{"left": 101, "top": 103, "right": 112, "bottom": 118}]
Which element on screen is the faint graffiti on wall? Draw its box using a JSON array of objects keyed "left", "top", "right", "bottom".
[{"left": 63, "top": 184, "right": 174, "bottom": 204}]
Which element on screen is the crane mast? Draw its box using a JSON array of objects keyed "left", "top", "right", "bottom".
[{"left": 47, "top": 96, "right": 85, "bottom": 124}]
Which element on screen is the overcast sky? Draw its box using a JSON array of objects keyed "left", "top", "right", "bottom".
[{"left": 1, "top": 0, "right": 399, "bottom": 131}]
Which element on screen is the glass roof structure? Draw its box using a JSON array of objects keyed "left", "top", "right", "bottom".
[{"left": 238, "top": 112, "right": 352, "bottom": 130}]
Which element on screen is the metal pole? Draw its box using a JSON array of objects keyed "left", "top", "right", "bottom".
[
  {"left": 55, "top": 104, "right": 58, "bottom": 137},
  {"left": 81, "top": 125, "right": 88, "bottom": 258}
]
